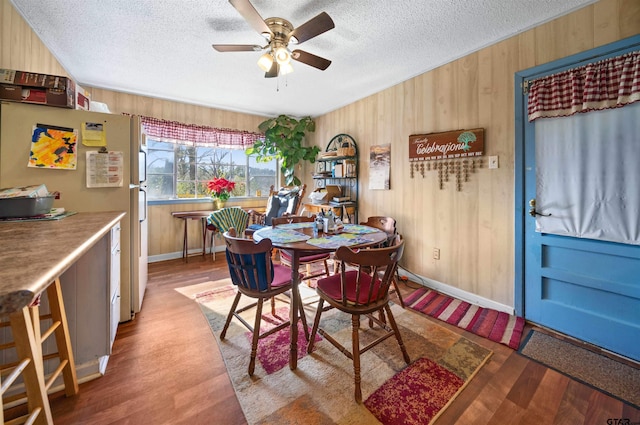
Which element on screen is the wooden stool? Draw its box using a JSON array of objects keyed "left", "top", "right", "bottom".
[
  {"left": 1, "top": 277, "right": 78, "bottom": 424},
  {"left": 30, "top": 278, "right": 78, "bottom": 397},
  {"left": 1, "top": 306, "right": 54, "bottom": 425}
]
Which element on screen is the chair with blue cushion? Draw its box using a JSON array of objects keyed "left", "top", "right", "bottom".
[
  {"left": 221, "top": 228, "right": 309, "bottom": 376},
  {"left": 246, "top": 184, "right": 306, "bottom": 236},
  {"left": 207, "top": 207, "right": 249, "bottom": 260},
  {"left": 307, "top": 238, "right": 410, "bottom": 403}
]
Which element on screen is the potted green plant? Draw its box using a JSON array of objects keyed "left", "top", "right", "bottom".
[{"left": 247, "top": 115, "right": 320, "bottom": 186}]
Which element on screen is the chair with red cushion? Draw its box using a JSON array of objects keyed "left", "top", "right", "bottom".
[
  {"left": 337, "top": 216, "right": 406, "bottom": 307},
  {"left": 307, "top": 239, "right": 410, "bottom": 403},
  {"left": 221, "top": 228, "right": 309, "bottom": 376},
  {"left": 271, "top": 215, "right": 331, "bottom": 284}
]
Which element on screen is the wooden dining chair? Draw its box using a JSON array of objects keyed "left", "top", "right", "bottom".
[
  {"left": 361, "top": 216, "right": 405, "bottom": 307},
  {"left": 207, "top": 207, "right": 250, "bottom": 260},
  {"left": 221, "top": 228, "right": 309, "bottom": 376},
  {"left": 245, "top": 184, "right": 307, "bottom": 237},
  {"left": 360, "top": 216, "right": 397, "bottom": 247},
  {"left": 307, "top": 240, "right": 410, "bottom": 403},
  {"left": 337, "top": 216, "right": 405, "bottom": 307},
  {"left": 271, "top": 215, "right": 331, "bottom": 284}
]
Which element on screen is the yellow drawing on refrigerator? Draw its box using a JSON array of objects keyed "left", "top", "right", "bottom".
[{"left": 29, "top": 125, "right": 78, "bottom": 170}]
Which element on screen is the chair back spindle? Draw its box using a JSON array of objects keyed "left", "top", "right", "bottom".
[
  {"left": 271, "top": 215, "right": 314, "bottom": 227},
  {"left": 334, "top": 239, "right": 404, "bottom": 307}
]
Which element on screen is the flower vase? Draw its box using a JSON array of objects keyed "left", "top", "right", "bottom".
[{"left": 214, "top": 199, "right": 226, "bottom": 210}]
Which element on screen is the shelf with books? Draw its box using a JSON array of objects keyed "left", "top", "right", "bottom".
[{"left": 312, "top": 134, "right": 358, "bottom": 223}]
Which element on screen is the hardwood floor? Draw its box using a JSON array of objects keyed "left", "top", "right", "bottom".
[{"left": 22, "top": 256, "right": 640, "bottom": 424}]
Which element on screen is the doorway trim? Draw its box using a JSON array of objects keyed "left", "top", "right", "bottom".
[{"left": 513, "top": 34, "right": 640, "bottom": 317}]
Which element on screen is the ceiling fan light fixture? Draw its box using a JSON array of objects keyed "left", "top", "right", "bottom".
[
  {"left": 274, "top": 47, "right": 291, "bottom": 65},
  {"left": 261, "top": 31, "right": 272, "bottom": 41},
  {"left": 257, "top": 52, "right": 274, "bottom": 72},
  {"left": 279, "top": 62, "right": 294, "bottom": 75},
  {"left": 213, "top": 2, "right": 335, "bottom": 78}
]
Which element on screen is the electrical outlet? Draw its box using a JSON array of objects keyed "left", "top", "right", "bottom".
[
  {"left": 433, "top": 248, "right": 440, "bottom": 260},
  {"left": 488, "top": 155, "right": 499, "bottom": 169}
]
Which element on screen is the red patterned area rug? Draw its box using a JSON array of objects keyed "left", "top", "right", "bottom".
[
  {"left": 404, "top": 286, "right": 525, "bottom": 350},
  {"left": 177, "top": 281, "right": 492, "bottom": 424}
]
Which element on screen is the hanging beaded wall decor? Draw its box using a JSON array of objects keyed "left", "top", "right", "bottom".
[{"left": 409, "top": 128, "right": 485, "bottom": 191}]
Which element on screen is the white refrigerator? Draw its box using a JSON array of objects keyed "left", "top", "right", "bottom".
[{"left": 0, "top": 101, "right": 147, "bottom": 322}]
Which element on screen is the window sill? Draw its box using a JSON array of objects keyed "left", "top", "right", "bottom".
[{"left": 148, "top": 197, "right": 265, "bottom": 206}]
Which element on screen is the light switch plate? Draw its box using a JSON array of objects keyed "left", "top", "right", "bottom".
[{"left": 488, "top": 155, "right": 499, "bottom": 169}]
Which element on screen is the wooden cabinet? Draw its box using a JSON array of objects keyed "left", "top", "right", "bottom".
[
  {"left": 310, "top": 134, "right": 359, "bottom": 223},
  {"left": 109, "top": 223, "right": 121, "bottom": 351}
]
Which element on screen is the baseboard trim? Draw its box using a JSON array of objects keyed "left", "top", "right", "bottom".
[
  {"left": 397, "top": 267, "right": 515, "bottom": 315},
  {"left": 149, "top": 246, "right": 225, "bottom": 263}
]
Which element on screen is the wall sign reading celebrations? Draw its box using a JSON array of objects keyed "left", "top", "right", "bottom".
[{"left": 409, "top": 128, "right": 484, "bottom": 161}]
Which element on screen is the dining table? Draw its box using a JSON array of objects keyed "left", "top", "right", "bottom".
[{"left": 252, "top": 222, "right": 388, "bottom": 370}]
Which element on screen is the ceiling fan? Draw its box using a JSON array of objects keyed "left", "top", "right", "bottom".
[{"left": 212, "top": 0, "right": 334, "bottom": 78}]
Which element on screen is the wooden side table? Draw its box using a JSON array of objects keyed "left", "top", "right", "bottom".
[{"left": 171, "top": 211, "right": 215, "bottom": 262}]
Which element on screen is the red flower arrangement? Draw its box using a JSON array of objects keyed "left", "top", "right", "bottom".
[{"left": 206, "top": 177, "right": 235, "bottom": 201}]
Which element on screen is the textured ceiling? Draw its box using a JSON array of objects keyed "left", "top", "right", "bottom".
[{"left": 10, "top": 0, "right": 596, "bottom": 118}]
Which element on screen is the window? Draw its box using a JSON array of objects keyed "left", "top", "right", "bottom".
[{"left": 147, "top": 138, "right": 277, "bottom": 200}]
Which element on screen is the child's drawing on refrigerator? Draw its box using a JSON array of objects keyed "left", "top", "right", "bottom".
[{"left": 28, "top": 124, "right": 78, "bottom": 170}]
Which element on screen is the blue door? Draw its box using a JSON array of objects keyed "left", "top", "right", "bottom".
[{"left": 515, "top": 37, "right": 640, "bottom": 361}]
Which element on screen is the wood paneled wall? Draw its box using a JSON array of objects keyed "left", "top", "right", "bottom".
[
  {"left": 146, "top": 199, "right": 263, "bottom": 258},
  {"left": 308, "top": 0, "right": 639, "bottom": 307},
  {"left": 2, "top": 0, "right": 638, "bottom": 305}
]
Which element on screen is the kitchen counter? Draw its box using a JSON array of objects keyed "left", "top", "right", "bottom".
[{"left": 0, "top": 211, "right": 125, "bottom": 316}]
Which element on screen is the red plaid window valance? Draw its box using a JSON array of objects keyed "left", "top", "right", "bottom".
[
  {"left": 527, "top": 51, "right": 640, "bottom": 121},
  {"left": 140, "top": 116, "right": 262, "bottom": 148}
]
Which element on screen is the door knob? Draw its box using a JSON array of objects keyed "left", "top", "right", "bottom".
[{"left": 529, "top": 199, "right": 552, "bottom": 217}]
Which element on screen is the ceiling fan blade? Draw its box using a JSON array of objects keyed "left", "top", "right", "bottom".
[
  {"left": 291, "top": 50, "right": 331, "bottom": 71},
  {"left": 229, "top": 0, "right": 272, "bottom": 37},
  {"left": 265, "top": 62, "right": 279, "bottom": 78},
  {"left": 212, "top": 44, "right": 263, "bottom": 52},
  {"left": 289, "top": 12, "right": 335, "bottom": 44}
]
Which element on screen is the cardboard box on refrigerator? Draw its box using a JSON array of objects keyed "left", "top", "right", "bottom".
[
  {"left": 0, "top": 84, "right": 22, "bottom": 101},
  {"left": 21, "top": 87, "right": 47, "bottom": 104},
  {"left": 0, "top": 68, "right": 75, "bottom": 108},
  {"left": 75, "top": 83, "right": 91, "bottom": 110},
  {"left": 9, "top": 70, "right": 69, "bottom": 90},
  {"left": 45, "top": 83, "right": 75, "bottom": 108}
]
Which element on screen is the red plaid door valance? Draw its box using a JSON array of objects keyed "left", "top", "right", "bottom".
[{"left": 527, "top": 51, "right": 640, "bottom": 121}]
